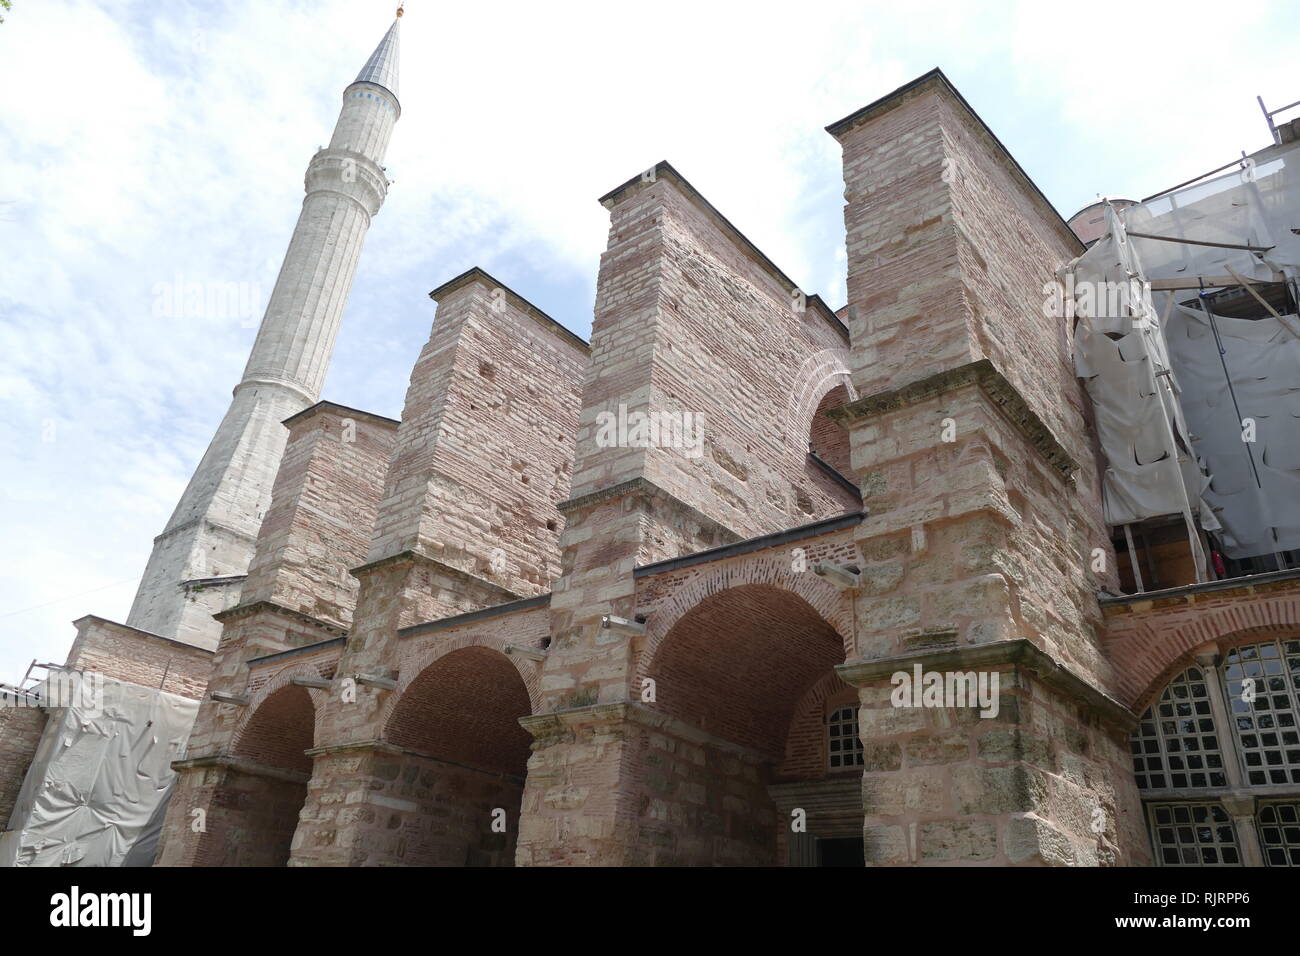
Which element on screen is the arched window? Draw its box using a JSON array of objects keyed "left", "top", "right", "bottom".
[
  {"left": 1222, "top": 640, "right": 1300, "bottom": 787},
  {"left": 1131, "top": 636, "right": 1300, "bottom": 867},
  {"left": 827, "top": 704, "right": 863, "bottom": 771},
  {"left": 1131, "top": 667, "right": 1228, "bottom": 791}
]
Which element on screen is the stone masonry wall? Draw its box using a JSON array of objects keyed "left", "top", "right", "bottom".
[
  {"left": 575, "top": 165, "right": 857, "bottom": 537},
  {"left": 240, "top": 403, "right": 398, "bottom": 628},
  {"left": 292, "top": 751, "right": 521, "bottom": 867},
  {"left": 829, "top": 73, "right": 1141, "bottom": 864},
  {"left": 851, "top": 657, "right": 1149, "bottom": 866},
  {"left": 833, "top": 76, "right": 1117, "bottom": 690}
]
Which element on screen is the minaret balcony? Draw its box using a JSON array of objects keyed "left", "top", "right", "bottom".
[{"left": 304, "top": 149, "right": 389, "bottom": 218}]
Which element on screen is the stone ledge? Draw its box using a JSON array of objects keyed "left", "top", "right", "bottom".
[
  {"left": 348, "top": 548, "right": 523, "bottom": 603},
  {"left": 1137, "top": 783, "right": 1300, "bottom": 805},
  {"left": 634, "top": 510, "right": 865, "bottom": 579},
  {"left": 303, "top": 738, "right": 402, "bottom": 759},
  {"left": 828, "top": 358, "right": 1078, "bottom": 481},
  {"left": 557, "top": 475, "right": 741, "bottom": 544},
  {"left": 836, "top": 638, "right": 1136, "bottom": 731},
  {"left": 398, "top": 593, "right": 551, "bottom": 640},
  {"left": 519, "top": 700, "right": 775, "bottom": 764},
  {"left": 147, "top": 515, "right": 260, "bottom": 549},
  {"left": 245, "top": 635, "right": 347, "bottom": 669},
  {"left": 170, "top": 753, "right": 310, "bottom": 785},
  {"left": 1100, "top": 566, "right": 1300, "bottom": 616},
  {"left": 213, "top": 599, "right": 348, "bottom": 637},
  {"left": 299, "top": 738, "right": 525, "bottom": 784}
]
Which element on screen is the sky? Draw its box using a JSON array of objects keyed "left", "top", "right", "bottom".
[{"left": 1, "top": 0, "right": 1298, "bottom": 682}]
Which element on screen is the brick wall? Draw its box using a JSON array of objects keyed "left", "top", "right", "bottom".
[
  {"left": 0, "top": 703, "right": 46, "bottom": 830},
  {"left": 1102, "top": 579, "right": 1300, "bottom": 710},
  {"left": 67, "top": 616, "right": 214, "bottom": 701}
]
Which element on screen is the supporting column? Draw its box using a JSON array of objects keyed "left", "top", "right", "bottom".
[
  {"left": 840, "top": 640, "right": 1147, "bottom": 866},
  {"left": 1220, "top": 794, "right": 1266, "bottom": 868}
]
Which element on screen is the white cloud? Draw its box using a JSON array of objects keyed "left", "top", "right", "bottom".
[{"left": 1, "top": 0, "right": 1297, "bottom": 679}]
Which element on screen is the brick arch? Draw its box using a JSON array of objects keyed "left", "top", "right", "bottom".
[
  {"left": 779, "top": 669, "right": 857, "bottom": 775},
  {"left": 785, "top": 348, "right": 857, "bottom": 450},
  {"left": 638, "top": 555, "right": 854, "bottom": 682},
  {"left": 1113, "top": 592, "right": 1300, "bottom": 712},
  {"left": 640, "top": 576, "right": 852, "bottom": 758},
  {"left": 230, "top": 662, "right": 330, "bottom": 763},
  {"left": 382, "top": 642, "right": 534, "bottom": 779},
  {"left": 390, "top": 631, "right": 542, "bottom": 719}
]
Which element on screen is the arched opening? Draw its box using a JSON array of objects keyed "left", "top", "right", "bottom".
[
  {"left": 383, "top": 646, "right": 532, "bottom": 866},
  {"left": 225, "top": 684, "right": 316, "bottom": 866},
  {"left": 641, "top": 583, "right": 858, "bottom": 866},
  {"left": 809, "top": 383, "right": 852, "bottom": 476},
  {"left": 803, "top": 383, "right": 859, "bottom": 518}
]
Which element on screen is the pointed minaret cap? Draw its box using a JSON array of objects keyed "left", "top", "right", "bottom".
[{"left": 353, "top": 11, "right": 401, "bottom": 101}]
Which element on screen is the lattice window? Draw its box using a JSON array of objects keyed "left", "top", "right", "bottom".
[
  {"left": 1223, "top": 640, "right": 1300, "bottom": 786},
  {"left": 1258, "top": 801, "right": 1300, "bottom": 867},
  {"left": 827, "top": 705, "right": 863, "bottom": 770},
  {"left": 1131, "top": 666, "right": 1228, "bottom": 790},
  {"left": 1147, "top": 803, "right": 1241, "bottom": 866}
]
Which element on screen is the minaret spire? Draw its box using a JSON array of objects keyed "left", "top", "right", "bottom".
[
  {"left": 355, "top": 14, "right": 401, "bottom": 101},
  {"left": 124, "top": 17, "right": 404, "bottom": 647}
]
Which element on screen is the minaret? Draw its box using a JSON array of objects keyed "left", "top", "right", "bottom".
[{"left": 126, "top": 12, "right": 403, "bottom": 648}]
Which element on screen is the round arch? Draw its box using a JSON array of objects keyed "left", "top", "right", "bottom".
[
  {"left": 632, "top": 576, "right": 860, "bottom": 865},
  {"left": 1125, "top": 594, "right": 1300, "bottom": 713},
  {"left": 784, "top": 348, "right": 857, "bottom": 451},
  {"left": 390, "top": 631, "right": 542, "bottom": 720},
  {"left": 638, "top": 554, "right": 854, "bottom": 684},
  {"left": 644, "top": 580, "right": 849, "bottom": 758},
  {"left": 221, "top": 680, "right": 319, "bottom": 867},
  {"left": 231, "top": 662, "right": 330, "bottom": 754},
  {"left": 383, "top": 644, "right": 533, "bottom": 777}
]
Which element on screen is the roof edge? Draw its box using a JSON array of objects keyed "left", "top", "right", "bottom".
[
  {"left": 282, "top": 400, "right": 399, "bottom": 430},
  {"left": 598, "top": 161, "right": 849, "bottom": 342},
  {"left": 428, "top": 267, "right": 590, "bottom": 354},
  {"left": 826, "top": 68, "right": 1084, "bottom": 255}
]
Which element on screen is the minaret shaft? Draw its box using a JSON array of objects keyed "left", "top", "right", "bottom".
[{"left": 125, "top": 20, "right": 401, "bottom": 647}]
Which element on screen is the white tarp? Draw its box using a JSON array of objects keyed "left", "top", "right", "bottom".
[
  {"left": 0, "top": 675, "right": 197, "bottom": 867},
  {"left": 1124, "top": 149, "right": 1300, "bottom": 284},
  {"left": 1068, "top": 206, "right": 1217, "bottom": 532},
  {"left": 1120, "top": 141, "right": 1300, "bottom": 559},
  {"left": 1163, "top": 303, "right": 1300, "bottom": 557},
  {"left": 1068, "top": 139, "right": 1300, "bottom": 564}
]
